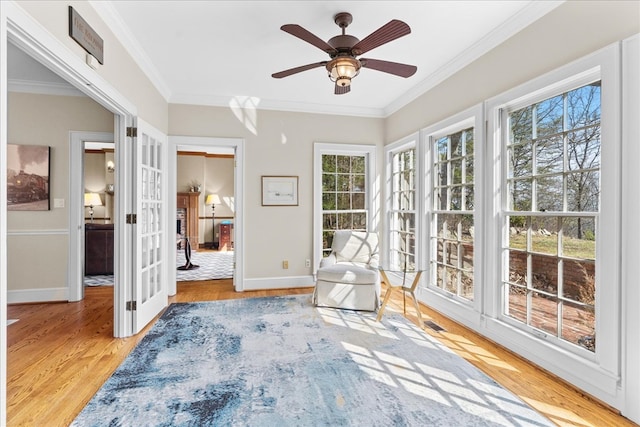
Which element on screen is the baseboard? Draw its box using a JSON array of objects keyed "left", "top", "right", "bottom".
[
  {"left": 7, "top": 287, "right": 69, "bottom": 304},
  {"left": 243, "top": 276, "right": 315, "bottom": 291}
]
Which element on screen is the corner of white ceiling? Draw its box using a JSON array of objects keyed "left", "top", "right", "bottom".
[
  {"left": 382, "top": 0, "right": 565, "bottom": 118},
  {"left": 88, "top": 0, "right": 173, "bottom": 102}
]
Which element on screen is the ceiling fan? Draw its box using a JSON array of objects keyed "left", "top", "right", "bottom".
[{"left": 272, "top": 12, "right": 417, "bottom": 95}]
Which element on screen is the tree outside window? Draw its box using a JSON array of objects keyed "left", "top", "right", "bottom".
[{"left": 505, "top": 82, "right": 600, "bottom": 352}]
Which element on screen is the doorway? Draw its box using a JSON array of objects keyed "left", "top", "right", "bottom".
[
  {"left": 168, "top": 136, "right": 245, "bottom": 294},
  {"left": 175, "top": 148, "right": 235, "bottom": 282},
  {"left": 69, "top": 134, "right": 116, "bottom": 301}
]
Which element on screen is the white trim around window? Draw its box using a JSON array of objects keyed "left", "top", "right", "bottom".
[
  {"left": 419, "top": 104, "right": 484, "bottom": 327},
  {"left": 313, "top": 143, "right": 377, "bottom": 273},
  {"left": 485, "top": 42, "right": 622, "bottom": 408},
  {"left": 621, "top": 33, "right": 640, "bottom": 424},
  {"left": 383, "top": 133, "right": 420, "bottom": 272}
]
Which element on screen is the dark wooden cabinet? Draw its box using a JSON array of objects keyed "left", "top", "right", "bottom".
[
  {"left": 85, "top": 224, "right": 114, "bottom": 275},
  {"left": 219, "top": 223, "right": 234, "bottom": 250}
]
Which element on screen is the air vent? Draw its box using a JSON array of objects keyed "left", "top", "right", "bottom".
[{"left": 424, "top": 320, "right": 445, "bottom": 332}]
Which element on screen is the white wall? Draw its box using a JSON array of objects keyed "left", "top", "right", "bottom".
[
  {"left": 14, "top": 0, "right": 168, "bottom": 132},
  {"left": 203, "top": 156, "right": 234, "bottom": 245},
  {"left": 169, "top": 105, "right": 384, "bottom": 280},
  {"left": 84, "top": 151, "right": 114, "bottom": 223},
  {"left": 176, "top": 153, "right": 235, "bottom": 245},
  {"left": 7, "top": 92, "right": 112, "bottom": 297}
]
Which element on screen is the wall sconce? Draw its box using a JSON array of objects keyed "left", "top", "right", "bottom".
[{"left": 106, "top": 160, "right": 115, "bottom": 173}]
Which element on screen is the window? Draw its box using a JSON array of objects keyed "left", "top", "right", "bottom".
[
  {"left": 503, "top": 82, "right": 601, "bottom": 352},
  {"left": 429, "top": 126, "right": 476, "bottom": 301},
  {"left": 486, "top": 44, "right": 620, "bottom": 399},
  {"left": 389, "top": 146, "right": 416, "bottom": 270},
  {"left": 314, "top": 144, "right": 376, "bottom": 261}
]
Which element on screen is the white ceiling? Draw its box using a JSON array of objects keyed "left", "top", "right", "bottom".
[{"left": 10, "top": 1, "right": 563, "bottom": 117}]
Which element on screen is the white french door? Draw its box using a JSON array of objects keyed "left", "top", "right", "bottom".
[{"left": 131, "top": 119, "right": 168, "bottom": 333}]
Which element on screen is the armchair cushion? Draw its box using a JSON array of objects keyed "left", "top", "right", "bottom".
[
  {"left": 316, "top": 263, "right": 378, "bottom": 285},
  {"left": 332, "top": 230, "right": 378, "bottom": 265}
]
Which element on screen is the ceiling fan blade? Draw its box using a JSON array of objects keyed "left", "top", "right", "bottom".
[
  {"left": 361, "top": 58, "right": 417, "bottom": 78},
  {"left": 281, "top": 24, "right": 338, "bottom": 55},
  {"left": 335, "top": 84, "right": 350, "bottom": 95},
  {"left": 351, "top": 20, "right": 411, "bottom": 55},
  {"left": 272, "top": 62, "right": 327, "bottom": 79}
]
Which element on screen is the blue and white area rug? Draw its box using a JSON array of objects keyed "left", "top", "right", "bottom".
[{"left": 72, "top": 295, "right": 553, "bottom": 427}]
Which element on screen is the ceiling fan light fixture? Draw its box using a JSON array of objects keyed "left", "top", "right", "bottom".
[{"left": 327, "top": 57, "right": 360, "bottom": 87}]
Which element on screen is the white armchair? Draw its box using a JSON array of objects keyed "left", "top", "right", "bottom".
[{"left": 313, "top": 230, "right": 380, "bottom": 311}]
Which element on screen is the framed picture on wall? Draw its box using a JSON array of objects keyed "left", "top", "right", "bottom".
[
  {"left": 7, "top": 144, "right": 51, "bottom": 211},
  {"left": 262, "top": 176, "right": 298, "bottom": 206}
]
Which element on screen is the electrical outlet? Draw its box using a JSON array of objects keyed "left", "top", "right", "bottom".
[
  {"left": 305, "top": 259, "right": 311, "bottom": 268},
  {"left": 283, "top": 260, "right": 289, "bottom": 269}
]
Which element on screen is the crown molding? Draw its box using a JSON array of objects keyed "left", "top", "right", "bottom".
[
  {"left": 8, "top": 78, "right": 85, "bottom": 97},
  {"left": 384, "top": 0, "right": 565, "bottom": 117},
  {"left": 88, "top": 0, "right": 172, "bottom": 102},
  {"left": 170, "top": 93, "right": 386, "bottom": 118},
  {"left": 90, "top": 0, "right": 563, "bottom": 119}
]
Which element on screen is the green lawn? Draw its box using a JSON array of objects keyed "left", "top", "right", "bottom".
[{"left": 509, "top": 233, "right": 595, "bottom": 259}]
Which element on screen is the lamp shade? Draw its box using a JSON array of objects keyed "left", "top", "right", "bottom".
[
  {"left": 84, "top": 193, "right": 103, "bottom": 207},
  {"left": 205, "top": 194, "right": 221, "bottom": 205},
  {"left": 327, "top": 57, "right": 361, "bottom": 87}
]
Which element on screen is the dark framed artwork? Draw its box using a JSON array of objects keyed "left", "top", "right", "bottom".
[{"left": 7, "top": 144, "right": 51, "bottom": 211}]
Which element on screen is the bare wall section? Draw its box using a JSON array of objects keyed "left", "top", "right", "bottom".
[
  {"left": 15, "top": 0, "right": 168, "bottom": 132},
  {"left": 7, "top": 92, "right": 113, "bottom": 297}
]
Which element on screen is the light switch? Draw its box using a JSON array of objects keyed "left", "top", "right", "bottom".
[{"left": 54, "top": 198, "right": 65, "bottom": 208}]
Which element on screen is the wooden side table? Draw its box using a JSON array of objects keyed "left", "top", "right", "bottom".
[
  {"left": 219, "top": 223, "right": 234, "bottom": 251},
  {"left": 376, "top": 268, "right": 424, "bottom": 326}
]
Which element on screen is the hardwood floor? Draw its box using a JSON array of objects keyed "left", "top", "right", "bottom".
[{"left": 7, "top": 281, "right": 636, "bottom": 426}]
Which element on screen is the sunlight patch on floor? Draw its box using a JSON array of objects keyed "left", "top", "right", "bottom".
[
  {"left": 521, "top": 397, "right": 596, "bottom": 427},
  {"left": 341, "top": 339, "right": 541, "bottom": 424}
]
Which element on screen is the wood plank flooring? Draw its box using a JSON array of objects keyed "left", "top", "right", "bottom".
[{"left": 7, "top": 281, "right": 636, "bottom": 426}]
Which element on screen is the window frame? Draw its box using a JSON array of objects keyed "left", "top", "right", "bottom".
[
  {"left": 485, "top": 43, "right": 621, "bottom": 396},
  {"left": 420, "top": 104, "right": 484, "bottom": 317},
  {"left": 384, "top": 134, "right": 419, "bottom": 272},
  {"left": 313, "top": 143, "right": 377, "bottom": 272},
  {"left": 500, "top": 80, "right": 601, "bottom": 355}
]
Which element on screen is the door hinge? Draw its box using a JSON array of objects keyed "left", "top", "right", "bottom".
[
  {"left": 126, "top": 301, "right": 137, "bottom": 311},
  {"left": 126, "top": 127, "right": 137, "bottom": 137},
  {"left": 126, "top": 213, "right": 137, "bottom": 224}
]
